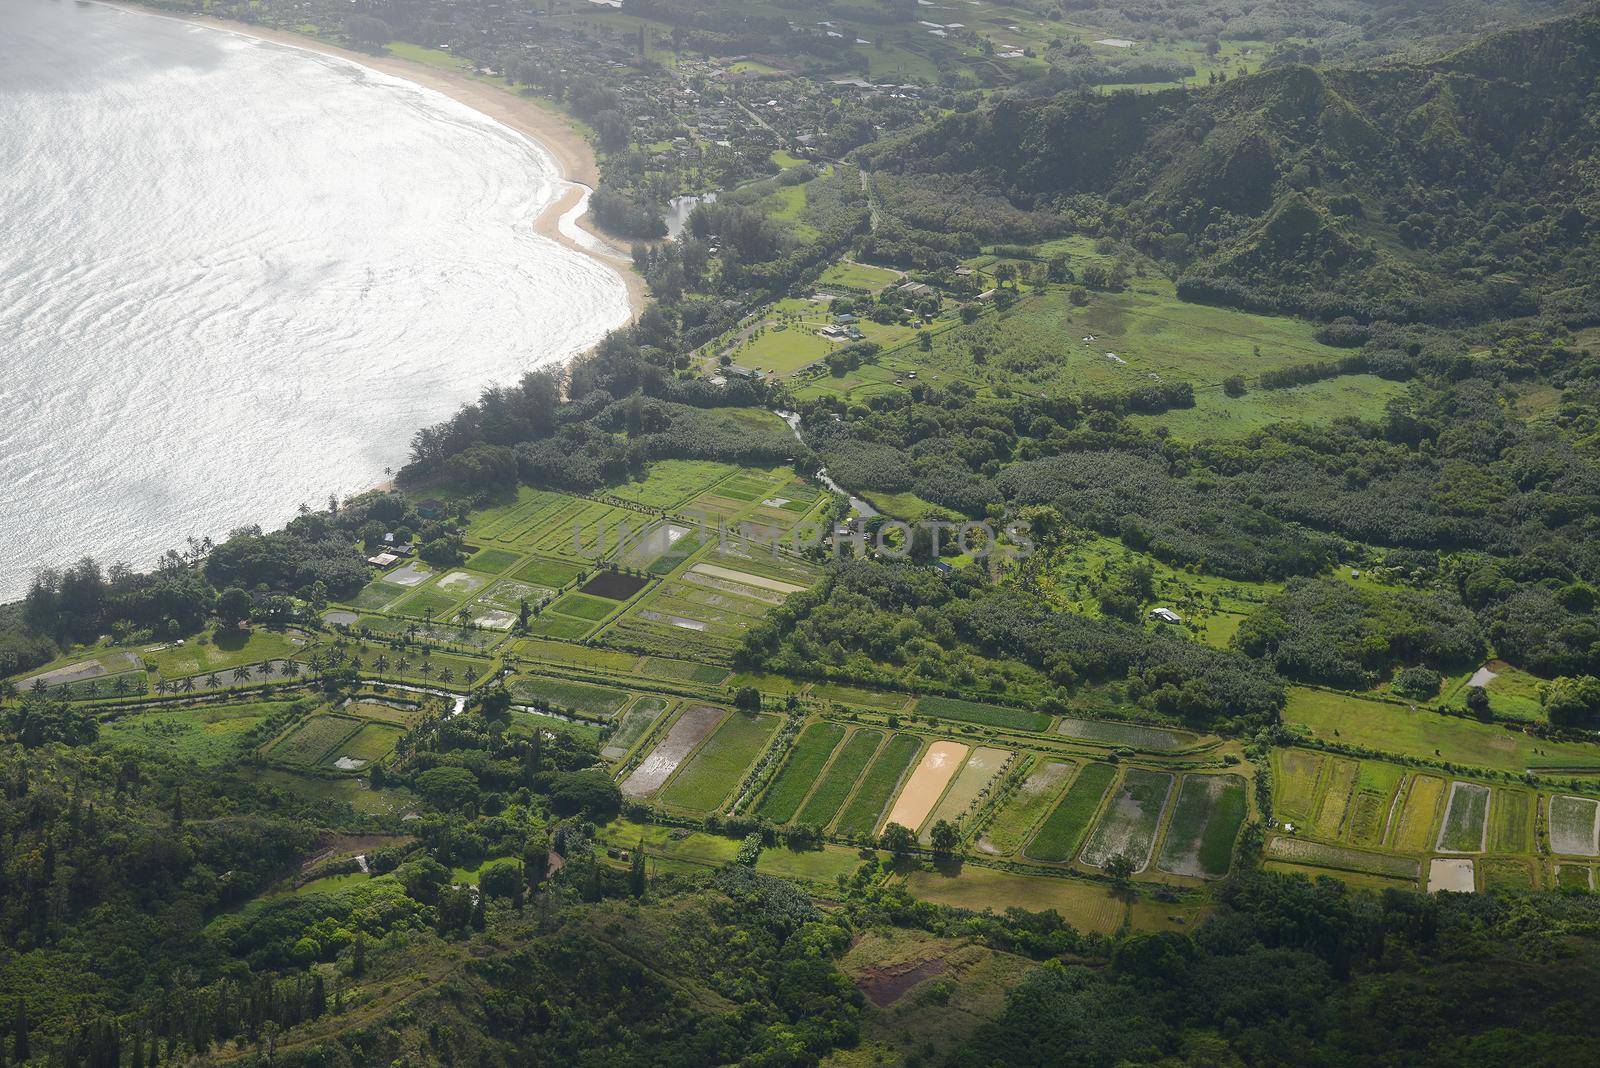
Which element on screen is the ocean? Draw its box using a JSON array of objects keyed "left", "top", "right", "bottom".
[{"left": 0, "top": 1, "right": 629, "bottom": 599}]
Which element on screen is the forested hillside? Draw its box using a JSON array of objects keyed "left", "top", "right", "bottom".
[{"left": 862, "top": 4, "right": 1600, "bottom": 324}]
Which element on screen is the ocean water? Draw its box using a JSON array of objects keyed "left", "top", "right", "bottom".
[{"left": 0, "top": 1, "right": 629, "bottom": 599}]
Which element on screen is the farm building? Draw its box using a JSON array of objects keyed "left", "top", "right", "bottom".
[{"left": 1150, "top": 607, "right": 1183, "bottom": 624}]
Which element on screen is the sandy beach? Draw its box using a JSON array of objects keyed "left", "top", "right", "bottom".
[{"left": 101, "top": 2, "right": 648, "bottom": 316}]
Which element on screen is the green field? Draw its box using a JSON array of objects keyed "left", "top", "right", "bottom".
[
  {"left": 1079, "top": 768, "right": 1174, "bottom": 872},
  {"left": 1393, "top": 775, "right": 1447, "bottom": 852},
  {"left": 1285, "top": 686, "right": 1600, "bottom": 774},
  {"left": 602, "top": 697, "right": 671, "bottom": 762},
  {"left": 99, "top": 700, "right": 293, "bottom": 764},
  {"left": 811, "top": 681, "right": 908, "bottom": 710},
  {"left": 511, "top": 676, "right": 630, "bottom": 717},
  {"left": 756, "top": 722, "right": 847, "bottom": 824},
  {"left": 978, "top": 760, "right": 1075, "bottom": 856},
  {"left": 548, "top": 592, "right": 620, "bottom": 622},
  {"left": 658, "top": 712, "right": 780, "bottom": 813},
  {"left": 1550, "top": 795, "right": 1600, "bottom": 857},
  {"left": 525, "top": 614, "right": 594, "bottom": 640},
  {"left": 1156, "top": 775, "right": 1247, "bottom": 879},
  {"left": 794, "top": 729, "right": 885, "bottom": 829},
  {"left": 1056, "top": 717, "right": 1194, "bottom": 752},
  {"left": 1025, "top": 762, "right": 1117, "bottom": 863},
  {"left": 638, "top": 656, "right": 727, "bottom": 685},
  {"left": 1436, "top": 782, "right": 1490, "bottom": 852},
  {"left": 915, "top": 695, "right": 1050, "bottom": 732},
  {"left": 1489, "top": 789, "right": 1534, "bottom": 853},
  {"left": 268, "top": 714, "right": 361, "bottom": 767},
  {"left": 1273, "top": 749, "right": 1325, "bottom": 825},
  {"left": 514, "top": 557, "right": 586, "bottom": 588},
  {"left": 834, "top": 733, "right": 922, "bottom": 837},
  {"left": 325, "top": 722, "right": 405, "bottom": 768},
  {"left": 1264, "top": 837, "right": 1422, "bottom": 881},
  {"left": 465, "top": 547, "right": 522, "bottom": 574}
]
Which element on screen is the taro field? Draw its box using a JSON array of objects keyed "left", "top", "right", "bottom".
[
  {"left": 1267, "top": 745, "right": 1587, "bottom": 890},
  {"left": 262, "top": 700, "right": 414, "bottom": 772}
]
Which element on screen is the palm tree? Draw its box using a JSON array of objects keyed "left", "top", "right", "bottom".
[
  {"left": 180, "top": 675, "right": 195, "bottom": 693},
  {"left": 440, "top": 667, "right": 455, "bottom": 685},
  {"left": 375, "top": 654, "right": 390, "bottom": 674},
  {"left": 232, "top": 665, "right": 252, "bottom": 684},
  {"left": 262, "top": 660, "right": 278, "bottom": 677},
  {"left": 281, "top": 661, "right": 299, "bottom": 679},
  {"left": 456, "top": 609, "right": 471, "bottom": 632},
  {"left": 112, "top": 676, "right": 130, "bottom": 697},
  {"left": 206, "top": 672, "right": 221, "bottom": 689}
]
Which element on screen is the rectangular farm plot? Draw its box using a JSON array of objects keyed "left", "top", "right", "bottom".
[
  {"left": 511, "top": 676, "right": 630, "bottom": 717},
  {"left": 919, "top": 747, "right": 1012, "bottom": 842},
  {"left": 465, "top": 547, "right": 522, "bottom": 574},
  {"left": 617, "top": 522, "right": 694, "bottom": 571},
  {"left": 1265, "top": 838, "right": 1423, "bottom": 882},
  {"left": 638, "top": 656, "right": 728, "bottom": 685},
  {"left": 1549, "top": 795, "right": 1600, "bottom": 856},
  {"left": 580, "top": 569, "right": 652, "bottom": 601},
  {"left": 1435, "top": 782, "right": 1491, "bottom": 853},
  {"left": 267, "top": 714, "right": 362, "bottom": 767},
  {"left": 1273, "top": 749, "right": 1325, "bottom": 825},
  {"left": 757, "top": 722, "right": 847, "bottom": 824},
  {"left": 1488, "top": 789, "right": 1534, "bottom": 853},
  {"left": 796, "top": 729, "right": 885, "bottom": 829},
  {"left": 1345, "top": 761, "right": 1406, "bottom": 847},
  {"left": 1392, "top": 775, "right": 1447, "bottom": 852},
  {"left": 880, "top": 740, "right": 970, "bottom": 835},
  {"left": 513, "top": 556, "right": 585, "bottom": 588},
  {"left": 1312, "top": 758, "right": 1359, "bottom": 839},
  {"left": 1157, "top": 775, "right": 1247, "bottom": 879},
  {"left": 525, "top": 614, "right": 594, "bottom": 640},
  {"left": 548, "top": 592, "right": 619, "bottom": 622},
  {"left": 1427, "top": 858, "right": 1476, "bottom": 893},
  {"left": 916, "top": 695, "right": 1050, "bottom": 733},
  {"left": 620, "top": 704, "right": 727, "bottom": 798},
  {"left": 978, "top": 760, "right": 1076, "bottom": 856},
  {"left": 344, "top": 700, "right": 422, "bottom": 728},
  {"left": 834, "top": 733, "right": 923, "bottom": 837},
  {"left": 1080, "top": 769, "right": 1175, "bottom": 873},
  {"left": 325, "top": 723, "right": 405, "bottom": 770},
  {"left": 601, "top": 697, "right": 671, "bottom": 762},
  {"left": 1026, "top": 762, "right": 1119, "bottom": 863},
  {"left": 1056, "top": 718, "right": 1193, "bottom": 752},
  {"left": 688, "top": 562, "right": 808, "bottom": 595},
  {"left": 659, "top": 712, "right": 780, "bottom": 813}
]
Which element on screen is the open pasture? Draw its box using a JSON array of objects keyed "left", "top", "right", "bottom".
[
  {"left": 324, "top": 722, "right": 405, "bottom": 770},
  {"left": 1488, "top": 789, "right": 1534, "bottom": 853},
  {"left": 1079, "top": 768, "right": 1174, "bottom": 873},
  {"left": 99, "top": 700, "right": 292, "bottom": 764},
  {"left": 1286, "top": 687, "right": 1600, "bottom": 774}
]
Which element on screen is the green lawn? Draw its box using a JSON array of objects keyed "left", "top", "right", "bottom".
[
  {"left": 548, "top": 592, "right": 620, "bottom": 622},
  {"left": 99, "top": 701, "right": 293, "bottom": 765}
]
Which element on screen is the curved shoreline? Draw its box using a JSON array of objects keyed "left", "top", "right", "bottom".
[{"left": 98, "top": 1, "right": 647, "bottom": 317}]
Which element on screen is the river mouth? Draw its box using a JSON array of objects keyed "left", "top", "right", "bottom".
[{"left": 0, "top": 1, "right": 629, "bottom": 597}]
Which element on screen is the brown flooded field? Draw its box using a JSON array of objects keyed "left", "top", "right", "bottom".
[{"left": 881, "top": 740, "right": 969, "bottom": 834}]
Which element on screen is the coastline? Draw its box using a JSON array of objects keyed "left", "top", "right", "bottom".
[{"left": 98, "top": 1, "right": 648, "bottom": 317}]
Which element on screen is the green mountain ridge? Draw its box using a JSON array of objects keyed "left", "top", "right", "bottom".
[{"left": 861, "top": 4, "right": 1600, "bottom": 324}]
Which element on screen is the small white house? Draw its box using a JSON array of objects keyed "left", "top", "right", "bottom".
[{"left": 1149, "top": 607, "right": 1183, "bottom": 624}]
